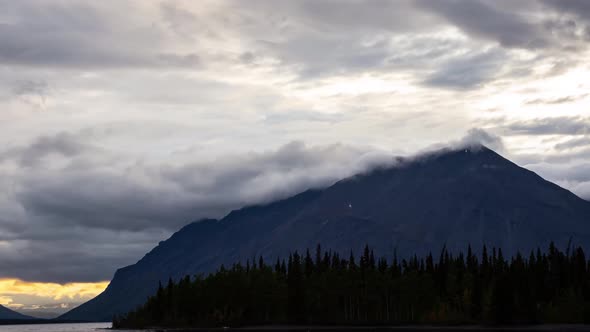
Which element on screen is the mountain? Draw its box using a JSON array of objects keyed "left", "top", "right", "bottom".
[
  {"left": 0, "top": 305, "right": 33, "bottom": 320},
  {"left": 60, "top": 145, "right": 590, "bottom": 321}
]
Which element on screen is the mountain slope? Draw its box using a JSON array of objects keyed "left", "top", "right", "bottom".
[
  {"left": 0, "top": 305, "right": 33, "bottom": 320},
  {"left": 61, "top": 146, "right": 590, "bottom": 321}
]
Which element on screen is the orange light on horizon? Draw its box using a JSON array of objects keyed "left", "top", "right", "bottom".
[{"left": 0, "top": 278, "right": 109, "bottom": 310}]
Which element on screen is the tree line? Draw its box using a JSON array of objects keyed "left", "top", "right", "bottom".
[{"left": 113, "top": 243, "right": 590, "bottom": 328}]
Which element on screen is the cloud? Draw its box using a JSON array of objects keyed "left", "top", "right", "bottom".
[
  {"left": 0, "top": 135, "right": 397, "bottom": 282},
  {"left": 0, "top": 278, "right": 108, "bottom": 318},
  {"left": 421, "top": 48, "right": 508, "bottom": 89},
  {"left": 0, "top": 2, "right": 199, "bottom": 69},
  {"left": 415, "top": 0, "right": 547, "bottom": 49},
  {"left": 457, "top": 128, "right": 505, "bottom": 152},
  {"left": 526, "top": 162, "right": 590, "bottom": 200},
  {"left": 524, "top": 94, "right": 589, "bottom": 105},
  {"left": 541, "top": 0, "right": 590, "bottom": 22},
  {"left": 537, "top": 163, "right": 590, "bottom": 183},
  {"left": 1, "top": 132, "right": 92, "bottom": 167},
  {"left": 263, "top": 110, "right": 345, "bottom": 124},
  {"left": 249, "top": 0, "right": 435, "bottom": 34},
  {"left": 10, "top": 138, "right": 393, "bottom": 233},
  {"left": 504, "top": 117, "right": 590, "bottom": 136},
  {"left": 11, "top": 80, "right": 49, "bottom": 99},
  {"left": 8, "top": 80, "right": 51, "bottom": 109},
  {"left": 554, "top": 137, "right": 590, "bottom": 150}
]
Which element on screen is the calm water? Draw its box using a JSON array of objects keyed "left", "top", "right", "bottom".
[
  {"left": 2, "top": 323, "right": 589, "bottom": 332},
  {"left": 0, "top": 323, "right": 113, "bottom": 332}
]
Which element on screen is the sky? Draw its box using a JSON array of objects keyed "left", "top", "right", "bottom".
[{"left": 1, "top": 0, "right": 590, "bottom": 317}]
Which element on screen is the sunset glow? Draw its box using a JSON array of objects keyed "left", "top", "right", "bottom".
[{"left": 0, "top": 279, "right": 108, "bottom": 313}]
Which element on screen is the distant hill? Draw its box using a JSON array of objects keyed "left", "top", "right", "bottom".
[
  {"left": 60, "top": 145, "right": 590, "bottom": 321},
  {"left": 0, "top": 304, "right": 33, "bottom": 320}
]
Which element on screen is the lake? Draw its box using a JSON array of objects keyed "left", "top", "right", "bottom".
[
  {"left": 2, "top": 323, "right": 590, "bottom": 332},
  {"left": 0, "top": 323, "right": 112, "bottom": 332}
]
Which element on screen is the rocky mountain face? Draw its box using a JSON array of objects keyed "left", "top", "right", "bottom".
[{"left": 60, "top": 146, "right": 590, "bottom": 321}]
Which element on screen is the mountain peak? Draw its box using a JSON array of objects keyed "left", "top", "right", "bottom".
[{"left": 61, "top": 145, "right": 590, "bottom": 321}]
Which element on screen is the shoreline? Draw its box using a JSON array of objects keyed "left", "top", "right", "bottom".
[{"left": 111, "top": 324, "right": 590, "bottom": 331}]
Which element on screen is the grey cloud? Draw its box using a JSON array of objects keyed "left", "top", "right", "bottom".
[
  {"left": 421, "top": 128, "right": 506, "bottom": 156},
  {"left": 156, "top": 53, "right": 200, "bottom": 67},
  {"left": 159, "top": 2, "right": 202, "bottom": 40},
  {"left": 8, "top": 137, "right": 394, "bottom": 234},
  {"left": 540, "top": 1, "right": 590, "bottom": 42},
  {"left": 526, "top": 161, "right": 590, "bottom": 201},
  {"left": 263, "top": 110, "right": 346, "bottom": 125},
  {"left": 422, "top": 48, "right": 508, "bottom": 89},
  {"left": 555, "top": 137, "right": 590, "bottom": 150},
  {"left": 415, "top": 0, "right": 547, "bottom": 49},
  {"left": 527, "top": 162, "right": 590, "bottom": 183},
  {"left": 0, "top": 1, "right": 199, "bottom": 69},
  {"left": 1, "top": 133, "right": 92, "bottom": 167},
  {"left": 505, "top": 117, "right": 590, "bottom": 135},
  {"left": 385, "top": 37, "right": 465, "bottom": 68},
  {"left": 457, "top": 128, "right": 505, "bottom": 152},
  {"left": 254, "top": 0, "right": 436, "bottom": 33},
  {"left": 0, "top": 229, "right": 167, "bottom": 283},
  {"left": 260, "top": 34, "right": 392, "bottom": 79},
  {"left": 544, "top": 147, "right": 590, "bottom": 164},
  {"left": 12, "top": 80, "right": 49, "bottom": 98},
  {"left": 0, "top": 137, "right": 402, "bottom": 282},
  {"left": 525, "top": 94, "right": 588, "bottom": 105},
  {"left": 513, "top": 143, "right": 590, "bottom": 165},
  {"left": 229, "top": 0, "right": 446, "bottom": 78},
  {"left": 8, "top": 80, "right": 50, "bottom": 109},
  {"left": 572, "top": 182, "right": 590, "bottom": 201},
  {"left": 542, "top": 0, "right": 590, "bottom": 22}
]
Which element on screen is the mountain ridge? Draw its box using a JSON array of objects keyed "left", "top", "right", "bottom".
[
  {"left": 0, "top": 304, "right": 34, "bottom": 320},
  {"left": 60, "top": 145, "right": 590, "bottom": 321}
]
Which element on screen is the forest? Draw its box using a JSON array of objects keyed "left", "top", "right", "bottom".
[{"left": 113, "top": 243, "right": 590, "bottom": 328}]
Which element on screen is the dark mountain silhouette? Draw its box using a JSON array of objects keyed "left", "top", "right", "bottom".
[
  {"left": 0, "top": 304, "right": 33, "bottom": 320},
  {"left": 60, "top": 145, "right": 590, "bottom": 321}
]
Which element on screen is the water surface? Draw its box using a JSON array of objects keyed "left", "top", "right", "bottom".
[{"left": 0, "top": 323, "right": 111, "bottom": 332}]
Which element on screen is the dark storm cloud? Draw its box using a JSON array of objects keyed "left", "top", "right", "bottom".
[
  {"left": 0, "top": 229, "right": 168, "bottom": 282},
  {"left": 3, "top": 133, "right": 397, "bottom": 234},
  {"left": 415, "top": 0, "right": 547, "bottom": 49},
  {"left": 1, "top": 130, "right": 503, "bottom": 282},
  {"left": 0, "top": 136, "right": 403, "bottom": 281},
  {"left": 505, "top": 117, "right": 590, "bottom": 135}
]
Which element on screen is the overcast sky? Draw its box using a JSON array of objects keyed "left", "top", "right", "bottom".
[{"left": 1, "top": 0, "right": 590, "bottom": 312}]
